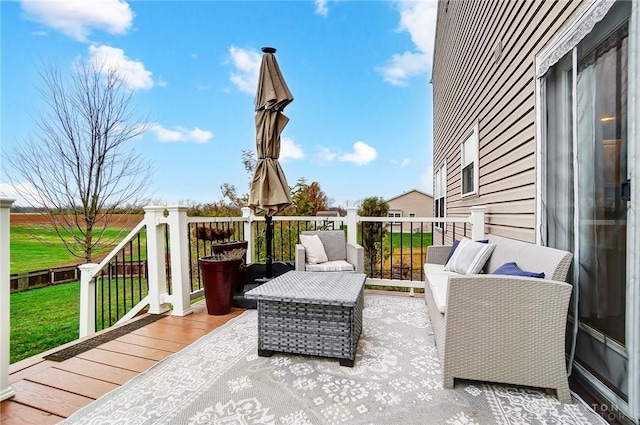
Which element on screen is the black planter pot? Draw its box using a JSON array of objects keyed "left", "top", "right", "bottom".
[
  {"left": 199, "top": 256, "right": 244, "bottom": 315},
  {"left": 211, "top": 240, "right": 248, "bottom": 293}
]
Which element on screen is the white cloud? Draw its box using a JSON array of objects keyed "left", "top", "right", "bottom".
[
  {"left": 315, "top": 0, "right": 329, "bottom": 17},
  {"left": 421, "top": 165, "right": 434, "bottom": 195},
  {"left": 392, "top": 158, "right": 410, "bottom": 168},
  {"left": 378, "top": 0, "right": 437, "bottom": 86},
  {"left": 151, "top": 125, "right": 213, "bottom": 144},
  {"left": 316, "top": 147, "right": 337, "bottom": 163},
  {"left": 228, "top": 46, "right": 261, "bottom": 94},
  {"left": 20, "top": 0, "right": 134, "bottom": 42},
  {"left": 280, "top": 137, "right": 304, "bottom": 161},
  {"left": 87, "top": 45, "right": 154, "bottom": 91},
  {"left": 0, "top": 182, "right": 44, "bottom": 207},
  {"left": 378, "top": 51, "right": 430, "bottom": 86},
  {"left": 339, "top": 141, "right": 377, "bottom": 165}
]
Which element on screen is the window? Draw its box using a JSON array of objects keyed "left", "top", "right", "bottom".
[
  {"left": 461, "top": 125, "right": 479, "bottom": 196},
  {"left": 435, "top": 163, "right": 446, "bottom": 229},
  {"left": 408, "top": 213, "right": 416, "bottom": 218}
]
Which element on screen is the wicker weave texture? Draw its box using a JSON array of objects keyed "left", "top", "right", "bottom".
[
  {"left": 246, "top": 271, "right": 366, "bottom": 364},
  {"left": 257, "top": 291, "right": 363, "bottom": 361},
  {"left": 443, "top": 276, "right": 572, "bottom": 403},
  {"left": 426, "top": 245, "right": 452, "bottom": 265},
  {"left": 245, "top": 271, "right": 365, "bottom": 306}
]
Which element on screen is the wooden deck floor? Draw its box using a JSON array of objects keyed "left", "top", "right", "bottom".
[{"left": 1, "top": 302, "right": 245, "bottom": 425}]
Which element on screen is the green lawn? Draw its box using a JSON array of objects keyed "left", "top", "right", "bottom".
[
  {"left": 390, "top": 232, "right": 433, "bottom": 249},
  {"left": 10, "top": 225, "right": 135, "bottom": 274},
  {"left": 10, "top": 281, "right": 80, "bottom": 363}
]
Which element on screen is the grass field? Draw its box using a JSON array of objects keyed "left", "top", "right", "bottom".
[
  {"left": 10, "top": 281, "right": 80, "bottom": 363},
  {"left": 10, "top": 225, "right": 135, "bottom": 274}
]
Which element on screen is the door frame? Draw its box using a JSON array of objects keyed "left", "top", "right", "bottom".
[{"left": 534, "top": 0, "right": 639, "bottom": 421}]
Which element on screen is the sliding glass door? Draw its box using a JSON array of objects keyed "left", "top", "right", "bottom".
[{"left": 542, "top": 0, "right": 630, "bottom": 405}]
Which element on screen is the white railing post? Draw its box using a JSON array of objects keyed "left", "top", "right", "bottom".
[
  {"left": 242, "top": 207, "right": 254, "bottom": 263},
  {"left": 143, "top": 206, "right": 170, "bottom": 315},
  {"left": 0, "top": 197, "right": 15, "bottom": 402},
  {"left": 346, "top": 206, "right": 359, "bottom": 245},
  {"left": 166, "top": 205, "right": 193, "bottom": 317},
  {"left": 78, "top": 263, "right": 98, "bottom": 338},
  {"left": 470, "top": 206, "right": 487, "bottom": 240}
]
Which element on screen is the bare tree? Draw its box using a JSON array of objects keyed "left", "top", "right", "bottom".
[{"left": 7, "top": 59, "right": 153, "bottom": 262}]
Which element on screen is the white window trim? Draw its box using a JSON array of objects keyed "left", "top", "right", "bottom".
[{"left": 460, "top": 124, "right": 479, "bottom": 198}]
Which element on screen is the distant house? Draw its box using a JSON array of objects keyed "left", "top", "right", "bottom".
[
  {"left": 385, "top": 189, "right": 434, "bottom": 233},
  {"left": 432, "top": 1, "right": 637, "bottom": 422}
]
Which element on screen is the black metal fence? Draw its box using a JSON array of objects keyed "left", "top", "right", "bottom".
[{"left": 93, "top": 228, "right": 150, "bottom": 331}]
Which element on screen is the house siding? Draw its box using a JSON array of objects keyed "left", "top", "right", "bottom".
[
  {"left": 432, "top": 0, "right": 582, "bottom": 243},
  {"left": 387, "top": 190, "right": 434, "bottom": 218}
]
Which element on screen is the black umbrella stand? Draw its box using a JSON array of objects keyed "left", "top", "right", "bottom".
[{"left": 265, "top": 214, "right": 274, "bottom": 279}]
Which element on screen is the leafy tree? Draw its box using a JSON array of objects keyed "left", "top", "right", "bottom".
[
  {"left": 6, "top": 60, "right": 153, "bottom": 262},
  {"left": 359, "top": 196, "right": 389, "bottom": 272},
  {"left": 290, "top": 178, "right": 329, "bottom": 216}
]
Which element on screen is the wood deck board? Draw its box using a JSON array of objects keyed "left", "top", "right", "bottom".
[
  {"left": 114, "top": 333, "right": 188, "bottom": 352},
  {"left": 53, "top": 357, "right": 139, "bottom": 384},
  {"left": 97, "top": 340, "right": 174, "bottom": 361},
  {"left": 130, "top": 321, "right": 211, "bottom": 344},
  {"left": 0, "top": 400, "right": 64, "bottom": 425},
  {"left": 76, "top": 348, "right": 157, "bottom": 373},
  {"left": 26, "top": 367, "right": 118, "bottom": 399},
  {"left": 7, "top": 379, "right": 94, "bottom": 418},
  {"left": 1, "top": 302, "right": 245, "bottom": 425}
]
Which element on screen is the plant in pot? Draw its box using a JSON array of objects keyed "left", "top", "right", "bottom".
[
  {"left": 194, "top": 226, "right": 248, "bottom": 292},
  {"left": 198, "top": 248, "right": 247, "bottom": 315}
]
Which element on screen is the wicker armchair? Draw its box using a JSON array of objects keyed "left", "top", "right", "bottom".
[{"left": 295, "top": 230, "right": 364, "bottom": 273}]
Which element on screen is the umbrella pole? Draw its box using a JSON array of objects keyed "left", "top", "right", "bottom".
[{"left": 265, "top": 215, "right": 273, "bottom": 278}]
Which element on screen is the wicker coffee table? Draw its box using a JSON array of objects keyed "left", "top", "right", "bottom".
[{"left": 244, "top": 271, "right": 366, "bottom": 367}]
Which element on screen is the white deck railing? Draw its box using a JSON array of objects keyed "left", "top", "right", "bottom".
[
  {"left": 1, "top": 197, "right": 16, "bottom": 402},
  {"left": 1, "top": 200, "right": 486, "bottom": 399}
]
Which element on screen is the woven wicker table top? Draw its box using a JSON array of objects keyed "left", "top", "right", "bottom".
[{"left": 244, "top": 271, "right": 366, "bottom": 306}]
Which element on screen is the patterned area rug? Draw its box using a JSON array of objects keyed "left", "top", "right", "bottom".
[{"left": 61, "top": 295, "right": 604, "bottom": 425}]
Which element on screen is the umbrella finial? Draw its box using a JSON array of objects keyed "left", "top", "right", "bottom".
[{"left": 261, "top": 47, "right": 276, "bottom": 54}]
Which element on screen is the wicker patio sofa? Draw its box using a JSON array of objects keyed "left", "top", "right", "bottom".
[{"left": 424, "top": 234, "right": 574, "bottom": 403}]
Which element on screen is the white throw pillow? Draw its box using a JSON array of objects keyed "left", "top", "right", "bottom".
[
  {"left": 299, "top": 234, "right": 328, "bottom": 264},
  {"left": 444, "top": 237, "right": 496, "bottom": 274}
]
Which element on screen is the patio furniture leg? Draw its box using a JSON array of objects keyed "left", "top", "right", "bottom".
[
  {"left": 443, "top": 375, "right": 454, "bottom": 389},
  {"left": 258, "top": 349, "right": 273, "bottom": 357},
  {"left": 556, "top": 383, "right": 572, "bottom": 404},
  {"left": 339, "top": 358, "right": 355, "bottom": 367}
]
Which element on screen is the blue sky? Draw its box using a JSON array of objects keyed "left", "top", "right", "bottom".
[{"left": 0, "top": 0, "right": 436, "bottom": 208}]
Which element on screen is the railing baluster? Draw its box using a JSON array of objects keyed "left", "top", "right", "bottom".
[{"left": 138, "top": 231, "right": 143, "bottom": 300}]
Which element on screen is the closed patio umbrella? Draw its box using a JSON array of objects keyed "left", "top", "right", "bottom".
[{"left": 248, "top": 47, "right": 293, "bottom": 278}]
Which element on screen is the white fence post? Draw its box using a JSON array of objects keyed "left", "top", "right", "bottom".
[
  {"left": 0, "top": 197, "right": 15, "bottom": 402},
  {"left": 346, "top": 207, "right": 359, "bottom": 245},
  {"left": 470, "top": 206, "right": 487, "bottom": 240},
  {"left": 78, "top": 263, "right": 98, "bottom": 338},
  {"left": 242, "top": 207, "right": 254, "bottom": 263},
  {"left": 166, "top": 205, "right": 193, "bottom": 317},
  {"left": 143, "top": 206, "right": 170, "bottom": 315}
]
